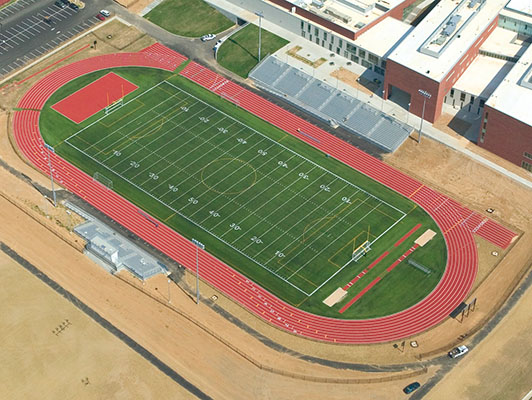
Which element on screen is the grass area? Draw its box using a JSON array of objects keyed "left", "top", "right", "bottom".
[
  {"left": 217, "top": 24, "right": 289, "bottom": 78},
  {"left": 144, "top": 0, "right": 234, "bottom": 37},
  {"left": 39, "top": 67, "right": 447, "bottom": 319}
]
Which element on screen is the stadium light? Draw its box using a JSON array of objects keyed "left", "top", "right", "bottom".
[
  {"left": 44, "top": 143, "right": 57, "bottom": 207},
  {"left": 406, "top": 102, "right": 411, "bottom": 124},
  {"left": 191, "top": 239, "right": 205, "bottom": 305},
  {"left": 255, "top": 11, "right": 264, "bottom": 62},
  {"left": 417, "top": 89, "right": 432, "bottom": 143}
]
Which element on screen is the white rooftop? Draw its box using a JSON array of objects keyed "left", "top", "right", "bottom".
[
  {"left": 354, "top": 16, "right": 412, "bottom": 58},
  {"left": 387, "top": 0, "right": 507, "bottom": 82},
  {"left": 480, "top": 26, "right": 529, "bottom": 59},
  {"left": 284, "top": 0, "right": 403, "bottom": 33},
  {"left": 505, "top": 0, "right": 532, "bottom": 16},
  {"left": 453, "top": 55, "right": 514, "bottom": 97},
  {"left": 486, "top": 43, "right": 532, "bottom": 127}
]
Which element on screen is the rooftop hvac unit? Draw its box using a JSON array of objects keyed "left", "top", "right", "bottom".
[
  {"left": 324, "top": 7, "right": 352, "bottom": 23},
  {"left": 442, "top": 14, "right": 461, "bottom": 36}
]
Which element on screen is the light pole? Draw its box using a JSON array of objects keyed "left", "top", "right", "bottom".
[
  {"left": 406, "top": 102, "right": 411, "bottom": 124},
  {"left": 44, "top": 143, "right": 57, "bottom": 207},
  {"left": 381, "top": 90, "right": 385, "bottom": 112},
  {"left": 417, "top": 89, "right": 432, "bottom": 143},
  {"left": 191, "top": 239, "right": 205, "bottom": 304},
  {"left": 167, "top": 278, "right": 171, "bottom": 303},
  {"left": 255, "top": 11, "right": 264, "bottom": 62}
]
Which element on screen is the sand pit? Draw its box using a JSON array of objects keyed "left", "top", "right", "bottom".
[
  {"left": 415, "top": 229, "right": 437, "bottom": 247},
  {"left": 323, "top": 287, "right": 348, "bottom": 307}
]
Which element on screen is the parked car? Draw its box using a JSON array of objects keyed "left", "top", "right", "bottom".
[
  {"left": 55, "top": 0, "right": 66, "bottom": 8},
  {"left": 100, "top": 9, "right": 111, "bottom": 17},
  {"left": 448, "top": 345, "right": 469, "bottom": 359},
  {"left": 213, "top": 39, "right": 223, "bottom": 51},
  {"left": 201, "top": 33, "right": 216, "bottom": 42},
  {"left": 96, "top": 13, "right": 106, "bottom": 21},
  {"left": 69, "top": 2, "right": 79, "bottom": 10},
  {"left": 403, "top": 382, "right": 421, "bottom": 394},
  {"left": 60, "top": 0, "right": 70, "bottom": 5}
]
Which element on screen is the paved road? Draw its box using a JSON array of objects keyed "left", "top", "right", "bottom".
[{"left": 0, "top": 0, "right": 112, "bottom": 78}]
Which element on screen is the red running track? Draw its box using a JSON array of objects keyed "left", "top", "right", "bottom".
[{"left": 12, "top": 47, "right": 518, "bottom": 343}]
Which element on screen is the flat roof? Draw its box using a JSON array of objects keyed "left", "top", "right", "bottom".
[
  {"left": 284, "top": 0, "right": 403, "bottom": 33},
  {"left": 486, "top": 43, "right": 532, "bottom": 126},
  {"left": 505, "top": 0, "right": 532, "bottom": 16},
  {"left": 500, "top": 6, "right": 532, "bottom": 26},
  {"left": 387, "top": 0, "right": 507, "bottom": 82},
  {"left": 354, "top": 16, "right": 412, "bottom": 58},
  {"left": 480, "top": 26, "right": 529, "bottom": 58},
  {"left": 453, "top": 55, "right": 514, "bottom": 97}
]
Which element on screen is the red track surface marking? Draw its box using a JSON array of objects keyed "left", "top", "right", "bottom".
[
  {"left": 394, "top": 224, "right": 422, "bottom": 247},
  {"left": 16, "top": 44, "right": 90, "bottom": 86},
  {"left": 343, "top": 251, "right": 389, "bottom": 290},
  {"left": 51, "top": 72, "right": 138, "bottom": 123},
  {"left": 386, "top": 244, "right": 419, "bottom": 272},
  {"left": 11, "top": 46, "right": 519, "bottom": 343},
  {"left": 339, "top": 277, "right": 382, "bottom": 314}
]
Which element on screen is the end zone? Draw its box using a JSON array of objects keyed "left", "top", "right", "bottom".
[{"left": 51, "top": 72, "right": 138, "bottom": 124}]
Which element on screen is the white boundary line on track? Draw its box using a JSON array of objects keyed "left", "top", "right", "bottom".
[{"left": 63, "top": 79, "right": 408, "bottom": 297}]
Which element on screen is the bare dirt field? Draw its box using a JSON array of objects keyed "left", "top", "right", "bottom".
[
  {"left": 0, "top": 251, "right": 194, "bottom": 400},
  {"left": 427, "top": 267, "right": 532, "bottom": 400},
  {"left": 1, "top": 20, "right": 532, "bottom": 399}
]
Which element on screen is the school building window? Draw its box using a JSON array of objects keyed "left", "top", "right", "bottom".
[
  {"left": 523, "top": 161, "right": 532, "bottom": 172},
  {"left": 368, "top": 53, "right": 379, "bottom": 65}
]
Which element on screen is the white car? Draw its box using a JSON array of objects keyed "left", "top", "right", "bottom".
[
  {"left": 213, "top": 39, "right": 223, "bottom": 51},
  {"left": 100, "top": 9, "right": 111, "bottom": 17},
  {"left": 201, "top": 34, "right": 216, "bottom": 42},
  {"left": 448, "top": 345, "right": 469, "bottom": 359}
]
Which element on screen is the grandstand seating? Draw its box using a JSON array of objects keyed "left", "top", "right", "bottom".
[{"left": 249, "top": 55, "right": 412, "bottom": 152}]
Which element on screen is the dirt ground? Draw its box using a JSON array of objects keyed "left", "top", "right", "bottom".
[
  {"left": 122, "top": 0, "right": 155, "bottom": 14},
  {"left": 331, "top": 67, "right": 380, "bottom": 95},
  {"left": 0, "top": 252, "right": 195, "bottom": 400},
  {"left": 428, "top": 269, "right": 532, "bottom": 400},
  {"left": 1, "top": 20, "right": 532, "bottom": 399}
]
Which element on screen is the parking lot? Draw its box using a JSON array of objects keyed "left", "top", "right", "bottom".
[{"left": 0, "top": 0, "right": 111, "bottom": 79}]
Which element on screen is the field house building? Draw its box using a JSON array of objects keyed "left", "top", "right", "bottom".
[{"left": 210, "top": 0, "right": 532, "bottom": 170}]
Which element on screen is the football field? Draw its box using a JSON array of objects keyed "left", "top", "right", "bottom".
[
  {"left": 39, "top": 67, "right": 447, "bottom": 318},
  {"left": 62, "top": 80, "right": 407, "bottom": 297}
]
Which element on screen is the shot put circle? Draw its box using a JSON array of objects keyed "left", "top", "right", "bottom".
[{"left": 201, "top": 158, "right": 257, "bottom": 195}]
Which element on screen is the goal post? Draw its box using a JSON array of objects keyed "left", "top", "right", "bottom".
[
  {"left": 105, "top": 98, "right": 123, "bottom": 115},
  {"left": 93, "top": 171, "right": 113, "bottom": 190},
  {"left": 352, "top": 240, "right": 371, "bottom": 262}
]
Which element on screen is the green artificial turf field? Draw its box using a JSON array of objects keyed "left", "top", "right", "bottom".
[{"left": 40, "top": 66, "right": 447, "bottom": 319}]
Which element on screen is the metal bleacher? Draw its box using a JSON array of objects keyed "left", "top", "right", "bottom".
[{"left": 249, "top": 56, "right": 412, "bottom": 152}]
